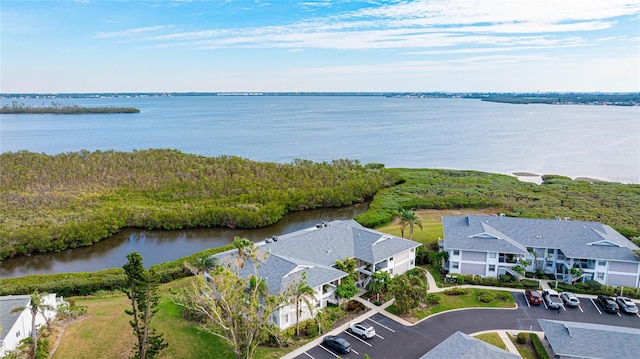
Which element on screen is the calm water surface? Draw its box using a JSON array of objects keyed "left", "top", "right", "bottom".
[
  {"left": 1, "top": 96, "right": 639, "bottom": 277},
  {"left": 0, "top": 204, "right": 368, "bottom": 278}
]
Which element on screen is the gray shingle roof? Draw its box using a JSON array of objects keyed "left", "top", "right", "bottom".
[
  {"left": 419, "top": 331, "right": 521, "bottom": 359},
  {"left": 0, "top": 295, "right": 31, "bottom": 342},
  {"left": 262, "top": 219, "right": 420, "bottom": 266},
  {"left": 538, "top": 319, "right": 640, "bottom": 359},
  {"left": 443, "top": 215, "right": 640, "bottom": 262},
  {"left": 211, "top": 219, "right": 420, "bottom": 295}
]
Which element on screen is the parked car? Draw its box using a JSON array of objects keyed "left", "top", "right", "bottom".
[
  {"left": 323, "top": 335, "right": 352, "bottom": 354},
  {"left": 348, "top": 321, "right": 376, "bottom": 339},
  {"left": 542, "top": 289, "right": 563, "bottom": 309},
  {"left": 560, "top": 292, "right": 581, "bottom": 308},
  {"left": 615, "top": 296, "right": 639, "bottom": 314},
  {"left": 597, "top": 295, "right": 619, "bottom": 314},
  {"left": 525, "top": 289, "right": 543, "bottom": 305}
]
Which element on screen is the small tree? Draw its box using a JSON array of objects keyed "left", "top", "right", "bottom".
[
  {"left": 367, "top": 271, "right": 391, "bottom": 303},
  {"left": 285, "top": 272, "right": 315, "bottom": 336},
  {"left": 570, "top": 267, "right": 584, "bottom": 284},
  {"left": 335, "top": 276, "right": 359, "bottom": 308},
  {"left": 123, "top": 252, "right": 168, "bottom": 359},
  {"left": 10, "top": 290, "right": 55, "bottom": 359}
]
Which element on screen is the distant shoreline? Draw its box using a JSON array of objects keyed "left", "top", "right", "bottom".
[
  {"left": 1, "top": 92, "right": 638, "bottom": 106},
  {"left": 0, "top": 103, "right": 140, "bottom": 114}
]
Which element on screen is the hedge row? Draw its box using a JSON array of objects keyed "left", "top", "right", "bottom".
[
  {"left": 0, "top": 244, "right": 234, "bottom": 296},
  {"left": 530, "top": 333, "right": 550, "bottom": 359}
]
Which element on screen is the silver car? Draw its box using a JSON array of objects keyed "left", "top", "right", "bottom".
[
  {"left": 560, "top": 292, "right": 580, "bottom": 308},
  {"left": 616, "top": 296, "right": 639, "bottom": 314},
  {"left": 348, "top": 321, "right": 376, "bottom": 339}
]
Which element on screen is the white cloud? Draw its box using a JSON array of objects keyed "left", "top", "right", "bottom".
[{"left": 94, "top": 25, "right": 169, "bottom": 39}]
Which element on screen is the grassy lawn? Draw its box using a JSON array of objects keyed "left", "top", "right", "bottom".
[
  {"left": 474, "top": 332, "right": 506, "bottom": 350},
  {"left": 375, "top": 208, "right": 503, "bottom": 245},
  {"left": 386, "top": 288, "right": 515, "bottom": 320},
  {"left": 52, "top": 277, "right": 293, "bottom": 359}
]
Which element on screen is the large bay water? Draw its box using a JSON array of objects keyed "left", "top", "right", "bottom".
[{"left": 1, "top": 95, "right": 639, "bottom": 278}]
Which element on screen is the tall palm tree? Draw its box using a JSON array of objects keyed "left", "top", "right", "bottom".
[
  {"left": 399, "top": 209, "right": 423, "bottom": 240},
  {"left": 289, "top": 272, "right": 315, "bottom": 336},
  {"left": 11, "top": 290, "right": 55, "bottom": 358}
]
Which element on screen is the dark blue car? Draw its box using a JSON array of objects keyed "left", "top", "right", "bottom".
[{"left": 323, "top": 335, "right": 352, "bottom": 354}]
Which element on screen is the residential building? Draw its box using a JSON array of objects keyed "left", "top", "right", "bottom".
[
  {"left": 207, "top": 219, "right": 421, "bottom": 329},
  {"left": 0, "top": 294, "right": 62, "bottom": 357},
  {"left": 442, "top": 215, "right": 640, "bottom": 287},
  {"left": 419, "top": 331, "right": 521, "bottom": 359},
  {"left": 538, "top": 319, "right": 640, "bottom": 359}
]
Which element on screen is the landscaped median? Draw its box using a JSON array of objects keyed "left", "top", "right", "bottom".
[{"left": 386, "top": 287, "right": 516, "bottom": 321}]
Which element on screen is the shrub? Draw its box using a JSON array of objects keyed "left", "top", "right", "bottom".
[
  {"left": 477, "top": 290, "right": 496, "bottom": 303},
  {"left": 481, "top": 277, "right": 500, "bottom": 286},
  {"left": 426, "top": 293, "right": 441, "bottom": 306},
  {"left": 444, "top": 287, "right": 470, "bottom": 296},
  {"left": 516, "top": 332, "right": 527, "bottom": 344},
  {"left": 520, "top": 279, "right": 540, "bottom": 288},
  {"left": 530, "top": 333, "right": 550, "bottom": 359}
]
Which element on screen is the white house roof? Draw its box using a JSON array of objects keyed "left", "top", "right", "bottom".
[
  {"left": 538, "top": 319, "right": 640, "bottom": 359},
  {"left": 0, "top": 295, "right": 31, "bottom": 343},
  {"left": 443, "top": 215, "right": 639, "bottom": 262},
  {"left": 419, "top": 331, "right": 521, "bottom": 359}
]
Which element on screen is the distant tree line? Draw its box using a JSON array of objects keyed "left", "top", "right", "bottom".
[
  {"left": 0, "top": 150, "right": 396, "bottom": 259},
  {"left": 0, "top": 101, "right": 140, "bottom": 114}
]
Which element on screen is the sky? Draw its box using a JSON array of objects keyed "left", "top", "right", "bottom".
[{"left": 1, "top": 0, "right": 639, "bottom": 93}]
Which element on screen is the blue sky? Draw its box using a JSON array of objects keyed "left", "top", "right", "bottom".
[{"left": 1, "top": 0, "right": 639, "bottom": 93}]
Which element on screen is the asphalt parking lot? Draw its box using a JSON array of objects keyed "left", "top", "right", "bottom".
[{"left": 292, "top": 292, "right": 640, "bottom": 359}]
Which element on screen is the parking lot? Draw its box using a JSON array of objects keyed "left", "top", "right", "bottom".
[{"left": 292, "top": 292, "right": 640, "bottom": 359}]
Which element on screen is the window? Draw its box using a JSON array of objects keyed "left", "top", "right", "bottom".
[
  {"left": 410, "top": 259, "right": 415, "bottom": 266},
  {"left": 452, "top": 262, "right": 459, "bottom": 269},
  {"left": 488, "top": 264, "right": 496, "bottom": 272},
  {"left": 489, "top": 252, "right": 497, "bottom": 259},
  {"left": 389, "top": 257, "right": 394, "bottom": 261},
  {"left": 596, "top": 272, "right": 605, "bottom": 280},
  {"left": 411, "top": 248, "right": 415, "bottom": 253},
  {"left": 453, "top": 250, "right": 460, "bottom": 256},
  {"left": 598, "top": 261, "right": 606, "bottom": 267},
  {"left": 16, "top": 331, "right": 21, "bottom": 337}
]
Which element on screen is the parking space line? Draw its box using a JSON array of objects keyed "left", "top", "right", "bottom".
[
  {"left": 617, "top": 312, "right": 622, "bottom": 317},
  {"left": 302, "top": 352, "right": 315, "bottom": 358},
  {"left": 318, "top": 345, "right": 340, "bottom": 358},
  {"left": 636, "top": 313, "right": 640, "bottom": 318},
  {"left": 344, "top": 331, "right": 372, "bottom": 346},
  {"left": 351, "top": 349, "right": 359, "bottom": 355},
  {"left": 367, "top": 318, "right": 396, "bottom": 333},
  {"left": 578, "top": 305, "right": 584, "bottom": 313},
  {"left": 591, "top": 298, "right": 603, "bottom": 315},
  {"left": 375, "top": 334, "right": 385, "bottom": 339},
  {"left": 523, "top": 293, "right": 530, "bottom": 307}
]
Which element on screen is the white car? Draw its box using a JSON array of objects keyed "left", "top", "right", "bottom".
[
  {"left": 348, "top": 321, "right": 376, "bottom": 339},
  {"left": 560, "top": 292, "right": 580, "bottom": 308}
]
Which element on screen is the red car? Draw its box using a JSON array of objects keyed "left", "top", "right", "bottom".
[{"left": 525, "top": 289, "right": 543, "bottom": 305}]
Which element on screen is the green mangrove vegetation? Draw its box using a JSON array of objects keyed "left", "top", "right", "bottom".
[
  {"left": 0, "top": 101, "right": 140, "bottom": 114},
  {"left": 0, "top": 150, "right": 397, "bottom": 259},
  {"left": 355, "top": 168, "right": 640, "bottom": 237}
]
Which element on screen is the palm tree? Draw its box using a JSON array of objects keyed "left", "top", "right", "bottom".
[
  {"left": 193, "top": 254, "right": 218, "bottom": 275},
  {"left": 399, "top": 209, "right": 423, "bottom": 240},
  {"left": 11, "top": 290, "right": 55, "bottom": 358},
  {"left": 288, "top": 272, "right": 315, "bottom": 336}
]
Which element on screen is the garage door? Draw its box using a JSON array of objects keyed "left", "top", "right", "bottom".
[
  {"left": 461, "top": 262, "right": 485, "bottom": 276},
  {"left": 607, "top": 274, "right": 637, "bottom": 287}
]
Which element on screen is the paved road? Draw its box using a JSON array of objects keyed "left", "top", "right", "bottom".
[{"left": 292, "top": 292, "right": 640, "bottom": 359}]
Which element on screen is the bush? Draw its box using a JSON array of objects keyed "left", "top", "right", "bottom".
[
  {"left": 520, "top": 279, "right": 540, "bottom": 288},
  {"left": 530, "top": 333, "right": 550, "bottom": 359},
  {"left": 426, "top": 293, "right": 441, "bottom": 306},
  {"left": 516, "top": 332, "right": 527, "bottom": 344},
  {"left": 477, "top": 290, "right": 496, "bottom": 303},
  {"left": 444, "top": 287, "right": 470, "bottom": 296}
]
